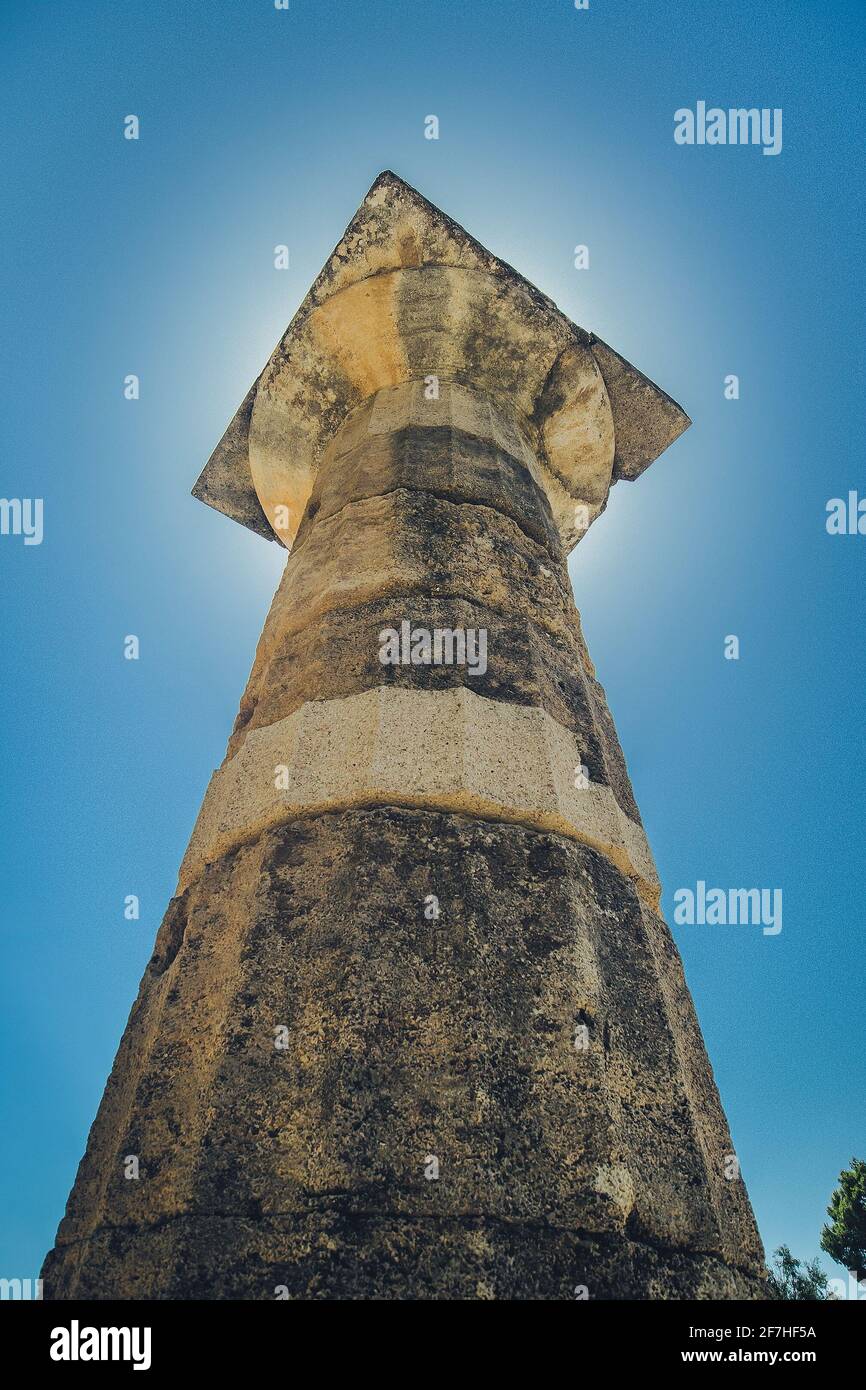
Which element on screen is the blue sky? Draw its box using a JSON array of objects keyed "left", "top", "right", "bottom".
[{"left": 1, "top": 0, "right": 864, "bottom": 1290}]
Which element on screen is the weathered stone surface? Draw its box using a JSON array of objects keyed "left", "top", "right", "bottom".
[
  {"left": 178, "top": 687, "right": 658, "bottom": 901},
  {"left": 227, "top": 392, "right": 643, "bottom": 841},
  {"left": 45, "top": 177, "right": 762, "bottom": 1303},
  {"left": 295, "top": 421, "right": 560, "bottom": 555},
  {"left": 43, "top": 811, "right": 765, "bottom": 1300},
  {"left": 257, "top": 487, "right": 580, "bottom": 664},
  {"left": 590, "top": 337, "right": 691, "bottom": 483},
  {"left": 226, "top": 595, "right": 642, "bottom": 824},
  {"left": 189, "top": 383, "right": 272, "bottom": 540},
  {"left": 44, "top": 1216, "right": 765, "bottom": 1302},
  {"left": 192, "top": 172, "right": 689, "bottom": 552},
  {"left": 241, "top": 266, "right": 613, "bottom": 551}
]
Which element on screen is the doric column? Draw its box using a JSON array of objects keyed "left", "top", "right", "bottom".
[{"left": 43, "top": 173, "right": 766, "bottom": 1300}]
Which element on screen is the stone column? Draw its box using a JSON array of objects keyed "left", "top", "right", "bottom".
[{"left": 43, "top": 173, "right": 767, "bottom": 1300}]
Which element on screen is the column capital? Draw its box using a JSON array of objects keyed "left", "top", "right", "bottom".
[{"left": 193, "top": 171, "right": 689, "bottom": 553}]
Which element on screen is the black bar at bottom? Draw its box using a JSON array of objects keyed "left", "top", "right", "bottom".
[{"left": 4, "top": 1295, "right": 858, "bottom": 1374}]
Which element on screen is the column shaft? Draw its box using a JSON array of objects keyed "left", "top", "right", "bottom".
[{"left": 43, "top": 380, "right": 765, "bottom": 1299}]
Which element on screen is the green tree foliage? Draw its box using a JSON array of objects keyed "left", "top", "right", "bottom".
[
  {"left": 821, "top": 1157, "right": 866, "bottom": 1282},
  {"left": 767, "top": 1245, "right": 833, "bottom": 1300}
]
